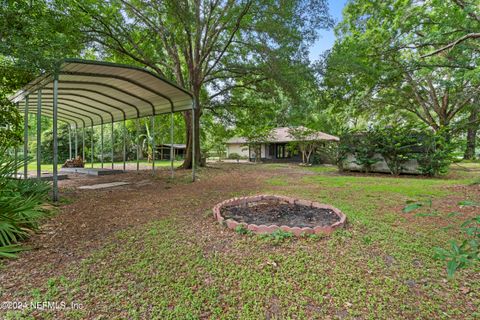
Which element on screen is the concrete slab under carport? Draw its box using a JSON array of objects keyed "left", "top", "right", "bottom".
[{"left": 78, "top": 181, "right": 130, "bottom": 190}]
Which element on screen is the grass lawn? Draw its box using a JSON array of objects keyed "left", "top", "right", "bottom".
[
  {"left": 27, "top": 160, "right": 184, "bottom": 172},
  {"left": 1, "top": 163, "right": 479, "bottom": 319}
]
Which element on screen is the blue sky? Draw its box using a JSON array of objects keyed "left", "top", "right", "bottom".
[{"left": 308, "top": 0, "right": 348, "bottom": 61}]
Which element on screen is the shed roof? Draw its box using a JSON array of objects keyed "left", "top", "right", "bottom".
[
  {"left": 10, "top": 59, "right": 193, "bottom": 128},
  {"left": 227, "top": 127, "right": 339, "bottom": 144},
  {"left": 157, "top": 143, "right": 186, "bottom": 149}
]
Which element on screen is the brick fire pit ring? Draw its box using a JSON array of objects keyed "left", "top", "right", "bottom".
[{"left": 213, "top": 195, "right": 346, "bottom": 236}]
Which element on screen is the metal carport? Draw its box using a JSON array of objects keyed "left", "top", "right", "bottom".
[{"left": 9, "top": 59, "right": 196, "bottom": 201}]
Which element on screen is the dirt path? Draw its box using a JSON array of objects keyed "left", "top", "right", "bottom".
[{"left": 0, "top": 164, "right": 286, "bottom": 300}]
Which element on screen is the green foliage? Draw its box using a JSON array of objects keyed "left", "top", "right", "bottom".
[
  {"left": 288, "top": 127, "right": 321, "bottom": 164},
  {"left": 259, "top": 229, "right": 294, "bottom": 244},
  {"left": 234, "top": 225, "right": 252, "bottom": 235},
  {"left": 313, "top": 141, "right": 339, "bottom": 165},
  {"left": 375, "top": 126, "right": 419, "bottom": 175},
  {"left": 0, "top": 96, "right": 22, "bottom": 149},
  {"left": 227, "top": 153, "right": 242, "bottom": 162},
  {"left": 40, "top": 123, "right": 74, "bottom": 163},
  {"left": 402, "top": 201, "right": 425, "bottom": 214},
  {"left": 402, "top": 198, "right": 479, "bottom": 277},
  {"left": 322, "top": 0, "right": 480, "bottom": 144},
  {"left": 339, "top": 126, "right": 454, "bottom": 176},
  {"left": 415, "top": 131, "right": 455, "bottom": 177},
  {"left": 434, "top": 213, "right": 480, "bottom": 278},
  {"left": 0, "top": 150, "right": 50, "bottom": 258},
  {"left": 352, "top": 131, "right": 381, "bottom": 173},
  {"left": 66, "top": 0, "right": 332, "bottom": 167},
  {"left": 340, "top": 130, "right": 380, "bottom": 173},
  {"left": 402, "top": 199, "right": 438, "bottom": 217}
]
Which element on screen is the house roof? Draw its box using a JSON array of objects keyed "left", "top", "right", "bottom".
[
  {"left": 226, "top": 127, "right": 339, "bottom": 144},
  {"left": 157, "top": 143, "right": 186, "bottom": 149},
  {"left": 11, "top": 59, "right": 193, "bottom": 128}
]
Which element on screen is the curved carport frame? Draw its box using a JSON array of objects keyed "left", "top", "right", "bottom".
[{"left": 9, "top": 59, "right": 196, "bottom": 201}]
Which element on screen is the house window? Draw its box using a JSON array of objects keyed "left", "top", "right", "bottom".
[
  {"left": 268, "top": 144, "right": 274, "bottom": 157},
  {"left": 276, "top": 144, "right": 286, "bottom": 158}
]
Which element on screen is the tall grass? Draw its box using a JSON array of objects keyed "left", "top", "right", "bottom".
[{"left": 0, "top": 150, "right": 51, "bottom": 258}]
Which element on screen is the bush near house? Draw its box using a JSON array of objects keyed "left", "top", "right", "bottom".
[
  {"left": 338, "top": 126, "right": 454, "bottom": 176},
  {"left": 227, "top": 152, "right": 244, "bottom": 162}
]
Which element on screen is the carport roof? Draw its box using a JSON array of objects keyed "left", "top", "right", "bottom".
[{"left": 10, "top": 59, "right": 193, "bottom": 128}]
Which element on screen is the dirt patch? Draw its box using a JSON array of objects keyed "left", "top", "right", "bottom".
[{"left": 221, "top": 200, "right": 340, "bottom": 228}]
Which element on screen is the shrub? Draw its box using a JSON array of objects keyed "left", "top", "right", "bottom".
[
  {"left": 338, "top": 126, "right": 454, "bottom": 176},
  {"left": 415, "top": 131, "right": 454, "bottom": 176},
  {"left": 0, "top": 150, "right": 51, "bottom": 258},
  {"left": 375, "top": 126, "right": 419, "bottom": 175},
  {"left": 314, "top": 141, "right": 340, "bottom": 165},
  {"left": 352, "top": 131, "right": 381, "bottom": 173},
  {"left": 340, "top": 130, "right": 381, "bottom": 173},
  {"left": 228, "top": 152, "right": 242, "bottom": 162}
]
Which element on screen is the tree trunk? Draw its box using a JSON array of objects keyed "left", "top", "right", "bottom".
[
  {"left": 181, "top": 90, "right": 201, "bottom": 169},
  {"left": 464, "top": 108, "right": 479, "bottom": 160}
]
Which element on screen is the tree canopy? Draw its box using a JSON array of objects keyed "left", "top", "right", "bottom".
[
  {"left": 61, "top": 0, "right": 333, "bottom": 167},
  {"left": 322, "top": 0, "right": 480, "bottom": 137}
]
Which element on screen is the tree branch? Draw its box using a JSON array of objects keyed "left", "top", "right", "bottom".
[{"left": 421, "top": 33, "right": 480, "bottom": 58}]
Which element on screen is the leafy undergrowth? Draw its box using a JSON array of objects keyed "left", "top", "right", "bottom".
[{"left": 3, "top": 164, "right": 480, "bottom": 319}]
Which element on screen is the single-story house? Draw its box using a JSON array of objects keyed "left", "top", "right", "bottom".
[
  {"left": 226, "top": 127, "right": 339, "bottom": 162},
  {"left": 156, "top": 143, "right": 186, "bottom": 160}
]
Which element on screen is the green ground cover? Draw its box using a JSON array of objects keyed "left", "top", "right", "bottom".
[{"left": 2, "top": 163, "right": 479, "bottom": 319}]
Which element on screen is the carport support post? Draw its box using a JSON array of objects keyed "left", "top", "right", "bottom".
[
  {"left": 23, "top": 95, "right": 29, "bottom": 179},
  {"left": 36, "top": 89, "right": 42, "bottom": 179},
  {"left": 68, "top": 126, "right": 72, "bottom": 160},
  {"left": 52, "top": 73, "right": 59, "bottom": 202},
  {"left": 91, "top": 125, "right": 94, "bottom": 168},
  {"left": 100, "top": 123, "right": 104, "bottom": 168},
  {"left": 14, "top": 104, "right": 18, "bottom": 177},
  {"left": 170, "top": 112, "right": 174, "bottom": 178},
  {"left": 136, "top": 119, "right": 139, "bottom": 172},
  {"left": 123, "top": 120, "right": 126, "bottom": 171},
  {"left": 111, "top": 122, "right": 114, "bottom": 169},
  {"left": 151, "top": 116, "right": 155, "bottom": 174},
  {"left": 74, "top": 125, "right": 78, "bottom": 158},
  {"left": 82, "top": 127, "right": 85, "bottom": 161}
]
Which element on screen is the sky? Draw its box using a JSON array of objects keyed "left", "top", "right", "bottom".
[{"left": 308, "top": 0, "right": 348, "bottom": 61}]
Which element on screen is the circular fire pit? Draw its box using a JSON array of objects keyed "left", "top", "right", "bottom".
[{"left": 213, "top": 195, "right": 346, "bottom": 236}]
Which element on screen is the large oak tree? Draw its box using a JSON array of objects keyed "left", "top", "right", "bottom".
[
  {"left": 322, "top": 0, "right": 480, "bottom": 150},
  {"left": 68, "top": 0, "right": 332, "bottom": 168}
]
